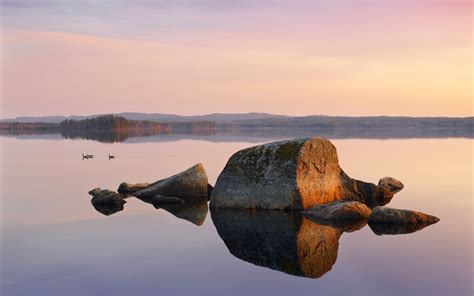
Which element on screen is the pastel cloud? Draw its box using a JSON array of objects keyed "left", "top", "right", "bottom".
[{"left": 1, "top": 1, "right": 471, "bottom": 117}]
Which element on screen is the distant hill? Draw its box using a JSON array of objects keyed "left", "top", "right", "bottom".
[
  {"left": 1, "top": 114, "right": 472, "bottom": 141},
  {"left": 0, "top": 112, "right": 287, "bottom": 123}
]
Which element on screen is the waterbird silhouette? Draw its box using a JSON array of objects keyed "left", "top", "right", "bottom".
[{"left": 108, "top": 154, "right": 115, "bottom": 160}]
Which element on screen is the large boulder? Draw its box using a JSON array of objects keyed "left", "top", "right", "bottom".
[
  {"left": 133, "top": 163, "right": 209, "bottom": 200},
  {"left": 211, "top": 209, "right": 342, "bottom": 278},
  {"left": 368, "top": 206, "right": 440, "bottom": 225},
  {"left": 88, "top": 188, "right": 126, "bottom": 216},
  {"left": 210, "top": 138, "right": 401, "bottom": 210}
]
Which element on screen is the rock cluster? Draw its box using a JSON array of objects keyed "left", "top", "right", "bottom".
[
  {"left": 88, "top": 137, "right": 439, "bottom": 234},
  {"left": 210, "top": 138, "right": 403, "bottom": 210},
  {"left": 88, "top": 163, "right": 210, "bottom": 218}
]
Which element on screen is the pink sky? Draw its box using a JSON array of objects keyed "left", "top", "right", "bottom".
[{"left": 0, "top": 1, "right": 472, "bottom": 118}]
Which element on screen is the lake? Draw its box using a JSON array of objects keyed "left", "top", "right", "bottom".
[{"left": 0, "top": 134, "right": 472, "bottom": 295}]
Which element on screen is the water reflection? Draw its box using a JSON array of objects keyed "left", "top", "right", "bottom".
[
  {"left": 211, "top": 209, "right": 348, "bottom": 278},
  {"left": 89, "top": 191, "right": 441, "bottom": 278},
  {"left": 90, "top": 193, "right": 209, "bottom": 226},
  {"left": 143, "top": 196, "right": 209, "bottom": 226},
  {"left": 3, "top": 126, "right": 469, "bottom": 144},
  {"left": 368, "top": 221, "right": 437, "bottom": 235}
]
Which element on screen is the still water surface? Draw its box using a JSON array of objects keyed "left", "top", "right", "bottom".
[{"left": 1, "top": 135, "right": 472, "bottom": 295}]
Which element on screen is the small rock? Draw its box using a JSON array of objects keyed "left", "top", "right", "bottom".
[
  {"left": 117, "top": 182, "right": 150, "bottom": 194},
  {"left": 378, "top": 177, "right": 404, "bottom": 194},
  {"left": 134, "top": 163, "right": 209, "bottom": 200},
  {"left": 88, "top": 188, "right": 126, "bottom": 216},
  {"left": 368, "top": 206, "right": 440, "bottom": 224},
  {"left": 304, "top": 201, "right": 371, "bottom": 221}
]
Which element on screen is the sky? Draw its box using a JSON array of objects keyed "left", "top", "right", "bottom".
[{"left": 0, "top": 0, "right": 472, "bottom": 118}]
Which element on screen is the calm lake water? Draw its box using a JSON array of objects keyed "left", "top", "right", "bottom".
[{"left": 1, "top": 135, "right": 472, "bottom": 295}]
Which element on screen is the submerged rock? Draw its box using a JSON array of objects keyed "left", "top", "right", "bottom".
[
  {"left": 368, "top": 206, "right": 440, "bottom": 225},
  {"left": 88, "top": 188, "right": 126, "bottom": 216},
  {"left": 210, "top": 137, "right": 402, "bottom": 210},
  {"left": 304, "top": 201, "right": 371, "bottom": 221},
  {"left": 133, "top": 163, "right": 209, "bottom": 200},
  {"left": 211, "top": 209, "right": 342, "bottom": 278}
]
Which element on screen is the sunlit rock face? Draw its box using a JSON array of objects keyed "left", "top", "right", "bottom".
[
  {"left": 211, "top": 209, "right": 343, "bottom": 278},
  {"left": 304, "top": 201, "right": 372, "bottom": 221},
  {"left": 133, "top": 163, "right": 209, "bottom": 200},
  {"left": 210, "top": 138, "right": 401, "bottom": 210}
]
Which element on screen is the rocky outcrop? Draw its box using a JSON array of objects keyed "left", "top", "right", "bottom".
[
  {"left": 211, "top": 209, "right": 342, "bottom": 278},
  {"left": 88, "top": 188, "right": 127, "bottom": 216},
  {"left": 210, "top": 138, "right": 402, "bottom": 210},
  {"left": 133, "top": 163, "right": 209, "bottom": 200},
  {"left": 304, "top": 201, "right": 371, "bottom": 221},
  {"left": 368, "top": 206, "right": 440, "bottom": 225}
]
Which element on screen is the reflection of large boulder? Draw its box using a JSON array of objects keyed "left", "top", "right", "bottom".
[
  {"left": 88, "top": 188, "right": 126, "bottom": 216},
  {"left": 210, "top": 138, "right": 402, "bottom": 210},
  {"left": 133, "top": 164, "right": 209, "bottom": 200},
  {"left": 211, "top": 209, "right": 342, "bottom": 278}
]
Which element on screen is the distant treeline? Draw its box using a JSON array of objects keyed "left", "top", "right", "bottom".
[
  {"left": 0, "top": 114, "right": 472, "bottom": 142},
  {"left": 0, "top": 122, "right": 61, "bottom": 135}
]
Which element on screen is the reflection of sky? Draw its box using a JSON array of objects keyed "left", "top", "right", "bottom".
[
  {"left": 0, "top": 137, "right": 472, "bottom": 294},
  {"left": 1, "top": 1, "right": 472, "bottom": 117}
]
